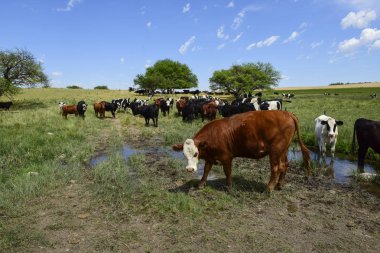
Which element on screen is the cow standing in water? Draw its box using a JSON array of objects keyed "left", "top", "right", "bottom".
[
  {"left": 315, "top": 115, "right": 343, "bottom": 163},
  {"left": 173, "top": 111, "right": 311, "bottom": 193},
  {"left": 352, "top": 118, "right": 380, "bottom": 173}
]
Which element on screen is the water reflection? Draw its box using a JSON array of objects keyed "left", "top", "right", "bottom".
[{"left": 288, "top": 149, "right": 378, "bottom": 184}]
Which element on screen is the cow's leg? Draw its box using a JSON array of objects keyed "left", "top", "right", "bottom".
[
  {"left": 357, "top": 145, "right": 368, "bottom": 173},
  {"left": 199, "top": 162, "right": 213, "bottom": 189},
  {"left": 330, "top": 140, "right": 337, "bottom": 160},
  {"left": 276, "top": 154, "right": 289, "bottom": 190},
  {"left": 154, "top": 117, "right": 158, "bottom": 127},
  {"left": 268, "top": 155, "right": 281, "bottom": 192},
  {"left": 222, "top": 160, "right": 233, "bottom": 188}
]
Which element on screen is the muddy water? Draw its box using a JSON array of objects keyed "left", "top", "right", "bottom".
[{"left": 90, "top": 144, "right": 379, "bottom": 195}]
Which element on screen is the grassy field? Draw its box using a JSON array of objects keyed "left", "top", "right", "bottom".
[{"left": 0, "top": 87, "right": 379, "bottom": 252}]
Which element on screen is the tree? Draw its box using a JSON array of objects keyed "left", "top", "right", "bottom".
[
  {"left": 134, "top": 59, "right": 198, "bottom": 92},
  {"left": 0, "top": 48, "right": 49, "bottom": 98},
  {"left": 209, "top": 62, "right": 281, "bottom": 98}
]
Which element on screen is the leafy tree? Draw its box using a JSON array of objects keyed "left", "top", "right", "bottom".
[
  {"left": 66, "top": 85, "right": 82, "bottom": 89},
  {"left": 134, "top": 59, "right": 198, "bottom": 92},
  {"left": 0, "top": 48, "right": 48, "bottom": 98},
  {"left": 209, "top": 62, "right": 281, "bottom": 98},
  {"left": 94, "top": 85, "right": 108, "bottom": 90}
]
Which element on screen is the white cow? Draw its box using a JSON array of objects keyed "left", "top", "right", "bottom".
[{"left": 314, "top": 114, "right": 343, "bottom": 161}]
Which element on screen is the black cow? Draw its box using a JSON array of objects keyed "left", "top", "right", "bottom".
[
  {"left": 0, "top": 101, "right": 13, "bottom": 110},
  {"left": 130, "top": 102, "right": 159, "bottom": 127},
  {"left": 352, "top": 118, "right": 380, "bottom": 172},
  {"left": 182, "top": 101, "right": 196, "bottom": 122},
  {"left": 77, "top": 101, "right": 87, "bottom": 119},
  {"left": 101, "top": 101, "right": 117, "bottom": 118},
  {"left": 159, "top": 99, "right": 170, "bottom": 116}
]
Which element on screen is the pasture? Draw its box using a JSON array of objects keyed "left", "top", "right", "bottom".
[{"left": 0, "top": 87, "right": 379, "bottom": 252}]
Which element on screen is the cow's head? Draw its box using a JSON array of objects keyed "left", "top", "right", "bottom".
[
  {"left": 82, "top": 103, "right": 87, "bottom": 111},
  {"left": 321, "top": 119, "right": 343, "bottom": 140},
  {"left": 173, "top": 139, "right": 203, "bottom": 172}
]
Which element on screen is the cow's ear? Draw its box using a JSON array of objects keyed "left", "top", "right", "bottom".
[
  {"left": 321, "top": 121, "right": 328, "bottom": 125},
  {"left": 198, "top": 140, "right": 207, "bottom": 150},
  {"left": 172, "top": 144, "right": 184, "bottom": 151},
  {"left": 336, "top": 120, "right": 343, "bottom": 126}
]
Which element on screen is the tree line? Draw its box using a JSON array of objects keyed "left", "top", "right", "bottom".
[{"left": 0, "top": 48, "right": 281, "bottom": 99}]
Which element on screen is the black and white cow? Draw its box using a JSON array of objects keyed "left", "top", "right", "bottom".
[
  {"left": 112, "top": 98, "right": 130, "bottom": 111},
  {"left": 0, "top": 101, "right": 13, "bottom": 110},
  {"left": 282, "top": 93, "right": 294, "bottom": 99},
  {"left": 315, "top": 114, "right": 343, "bottom": 161},
  {"left": 130, "top": 102, "right": 159, "bottom": 127},
  {"left": 76, "top": 101, "right": 87, "bottom": 119},
  {"left": 259, "top": 99, "right": 283, "bottom": 110},
  {"left": 352, "top": 118, "right": 380, "bottom": 173},
  {"left": 370, "top": 93, "right": 377, "bottom": 99},
  {"left": 159, "top": 99, "right": 170, "bottom": 116}
]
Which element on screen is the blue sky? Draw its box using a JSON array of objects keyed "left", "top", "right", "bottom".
[{"left": 1, "top": 0, "right": 380, "bottom": 91}]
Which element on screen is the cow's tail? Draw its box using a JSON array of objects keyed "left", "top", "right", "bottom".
[
  {"left": 290, "top": 113, "right": 312, "bottom": 175},
  {"left": 351, "top": 121, "right": 357, "bottom": 154}
]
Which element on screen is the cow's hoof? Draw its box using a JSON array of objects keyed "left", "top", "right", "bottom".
[{"left": 198, "top": 182, "right": 206, "bottom": 189}]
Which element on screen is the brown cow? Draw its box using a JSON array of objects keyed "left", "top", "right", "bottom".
[
  {"left": 173, "top": 110, "right": 311, "bottom": 192},
  {"left": 93, "top": 102, "right": 105, "bottom": 118},
  {"left": 176, "top": 98, "right": 187, "bottom": 116},
  {"left": 201, "top": 101, "right": 218, "bottom": 122},
  {"left": 62, "top": 105, "right": 78, "bottom": 119}
]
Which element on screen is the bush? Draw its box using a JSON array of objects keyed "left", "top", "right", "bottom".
[
  {"left": 94, "top": 85, "right": 109, "bottom": 90},
  {"left": 66, "top": 85, "right": 82, "bottom": 89}
]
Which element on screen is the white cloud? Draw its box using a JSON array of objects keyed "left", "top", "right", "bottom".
[
  {"left": 283, "top": 31, "right": 299, "bottom": 43},
  {"left": 183, "top": 3, "right": 191, "bottom": 13},
  {"left": 247, "top": 35, "right": 279, "bottom": 50},
  {"left": 217, "top": 25, "right": 229, "bottom": 40},
  {"left": 120, "top": 57, "right": 125, "bottom": 64},
  {"left": 338, "top": 28, "right": 380, "bottom": 54},
  {"left": 231, "top": 5, "right": 262, "bottom": 30},
  {"left": 217, "top": 43, "right": 225, "bottom": 50},
  {"left": 179, "top": 36, "right": 196, "bottom": 54},
  {"left": 232, "top": 32, "right": 243, "bottom": 42},
  {"left": 311, "top": 40, "right": 324, "bottom": 49},
  {"left": 341, "top": 10, "right": 377, "bottom": 29},
  {"left": 227, "top": 1, "right": 234, "bottom": 8},
  {"left": 52, "top": 71, "right": 63, "bottom": 77},
  {"left": 57, "top": 0, "right": 82, "bottom": 12},
  {"left": 370, "top": 39, "right": 380, "bottom": 49},
  {"left": 146, "top": 22, "right": 152, "bottom": 28}
]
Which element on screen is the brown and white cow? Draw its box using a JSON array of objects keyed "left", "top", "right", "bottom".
[
  {"left": 62, "top": 105, "right": 78, "bottom": 119},
  {"left": 173, "top": 110, "right": 311, "bottom": 192}
]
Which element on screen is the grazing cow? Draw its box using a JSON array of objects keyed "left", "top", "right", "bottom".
[
  {"left": 352, "top": 118, "right": 380, "bottom": 173},
  {"left": 76, "top": 101, "right": 87, "bottom": 119},
  {"left": 0, "top": 101, "right": 13, "bottom": 110},
  {"left": 58, "top": 102, "right": 65, "bottom": 114},
  {"left": 324, "top": 92, "right": 330, "bottom": 95},
  {"left": 101, "top": 101, "right": 117, "bottom": 118},
  {"left": 370, "top": 93, "right": 377, "bottom": 99},
  {"left": 259, "top": 99, "right": 282, "bottom": 110},
  {"left": 315, "top": 115, "right": 343, "bottom": 161},
  {"left": 173, "top": 111, "right": 311, "bottom": 192},
  {"left": 62, "top": 105, "right": 78, "bottom": 119},
  {"left": 93, "top": 102, "right": 105, "bottom": 118},
  {"left": 130, "top": 102, "right": 159, "bottom": 127},
  {"left": 282, "top": 93, "right": 294, "bottom": 99}
]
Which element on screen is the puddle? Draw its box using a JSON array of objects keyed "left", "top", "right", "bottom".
[
  {"left": 89, "top": 155, "right": 108, "bottom": 168},
  {"left": 288, "top": 149, "right": 378, "bottom": 184}
]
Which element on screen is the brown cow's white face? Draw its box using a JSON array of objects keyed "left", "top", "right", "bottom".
[{"left": 183, "top": 139, "right": 199, "bottom": 172}]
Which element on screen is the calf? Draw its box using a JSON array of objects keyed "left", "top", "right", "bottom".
[
  {"left": 173, "top": 111, "right": 311, "bottom": 192},
  {"left": 0, "top": 101, "right": 13, "bottom": 110},
  {"left": 314, "top": 115, "right": 343, "bottom": 161},
  {"left": 101, "top": 101, "right": 117, "bottom": 118},
  {"left": 94, "top": 102, "right": 105, "bottom": 118},
  {"left": 62, "top": 105, "right": 78, "bottom": 119},
  {"left": 76, "top": 101, "right": 87, "bottom": 119},
  {"left": 130, "top": 102, "right": 159, "bottom": 127},
  {"left": 201, "top": 102, "right": 218, "bottom": 122},
  {"left": 352, "top": 118, "right": 380, "bottom": 173},
  {"left": 259, "top": 99, "right": 282, "bottom": 110},
  {"left": 159, "top": 99, "right": 170, "bottom": 116}
]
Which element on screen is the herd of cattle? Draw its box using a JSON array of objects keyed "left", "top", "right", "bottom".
[{"left": 1, "top": 92, "right": 379, "bottom": 191}]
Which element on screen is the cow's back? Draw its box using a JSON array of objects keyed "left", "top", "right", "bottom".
[{"left": 194, "top": 111, "right": 296, "bottom": 159}]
